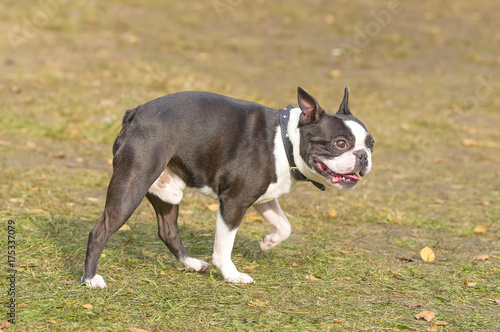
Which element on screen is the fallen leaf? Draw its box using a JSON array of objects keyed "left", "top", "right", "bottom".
[
  {"left": 52, "top": 151, "right": 66, "bottom": 159},
  {"left": 473, "top": 254, "right": 489, "bottom": 261},
  {"left": 305, "top": 274, "right": 319, "bottom": 281},
  {"left": 467, "top": 282, "right": 478, "bottom": 287},
  {"left": 404, "top": 302, "right": 424, "bottom": 308},
  {"left": 245, "top": 216, "right": 262, "bottom": 222},
  {"left": 236, "top": 253, "right": 244, "bottom": 257},
  {"left": 427, "top": 325, "right": 438, "bottom": 332},
  {"left": 81, "top": 304, "right": 93, "bottom": 309},
  {"left": 243, "top": 264, "right": 258, "bottom": 270},
  {"left": 415, "top": 310, "right": 435, "bottom": 322},
  {"left": 45, "top": 320, "right": 58, "bottom": 324},
  {"left": 400, "top": 123, "right": 410, "bottom": 131},
  {"left": 330, "top": 69, "right": 342, "bottom": 78},
  {"left": 248, "top": 299, "right": 269, "bottom": 307},
  {"left": 30, "top": 208, "right": 45, "bottom": 214},
  {"left": 332, "top": 319, "right": 343, "bottom": 324},
  {"left": 129, "top": 328, "right": 150, "bottom": 332},
  {"left": 119, "top": 224, "right": 131, "bottom": 231},
  {"left": 160, "top": 271, "right": 168, "bottom": 275},
  {"left": 435, "top": 321, "right": 448, "bottom": 326},
  {"left": 291, "top": 262, "right": 299, "bottom": 267},
  {"left": 481, "top": 201, "right": 490, "bottom": 206},
  {"left": 474, "top": 225, "right": 487, "bottom": 233},
  {"left": 462, "top": 138, "right": 476, "bottom": 147},
  {"left": 328, "top": 209, "right": 337, "bottom": 218},
  {"left": 494, "top": 299, "right": 500, "bottom": 305},
  {"left": 462, "top": 277, "right": 468, "bottom": 285},
  {"left": 207, "top": 203, "right": 219, "bottom": 212},
  {"left": 0, "top": 320, "right": 10, "bottom": 331},
  {"left": 420, "top": 247, "right": 436, "bottom": 262},
  {"left": 86, "top": 197, "right": 99, "bottom": 202}
]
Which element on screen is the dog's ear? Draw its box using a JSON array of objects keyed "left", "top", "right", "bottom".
[
  {"left": 337, "top": 87, "right": 352, "bottom": 115},
  {"left": 297, "top": 87, "right": 324, "bottom": 125}
]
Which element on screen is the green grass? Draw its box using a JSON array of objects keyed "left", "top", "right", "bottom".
[{"left": 1, "top": 0, "right": 499, "bottom": 331}]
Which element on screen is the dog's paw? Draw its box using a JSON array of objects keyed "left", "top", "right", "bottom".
[
  {"left": 182, "top": 257, "right": 209, "bottom": 272},
  {"left": 82, "top": 274, "right": 107, "bottom": 289},
  {"left": 259, "top": 232, "right": 279, "bottom": 252},
  {"left": 225, "top": 272, "right": 254, "bottom": 284}
]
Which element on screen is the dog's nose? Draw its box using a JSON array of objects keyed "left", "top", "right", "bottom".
[{"left": 356, "top": 150, "right": 368, "bottom": 164}]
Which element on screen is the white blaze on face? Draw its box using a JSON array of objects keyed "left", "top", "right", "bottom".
[{"left": 322, "top": 120, "right": 372, "bottom": 175}]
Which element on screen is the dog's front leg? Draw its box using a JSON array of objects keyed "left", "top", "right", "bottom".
[
  {"left": 212, "top": 204, "right": 254, "bottom": 284},
  {"left": 253, "top": 198, "right": 291, "bottom": 252}
]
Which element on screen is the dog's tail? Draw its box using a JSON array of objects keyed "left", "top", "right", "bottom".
[{"left": 112, "top": 108, "right": 138, "bottom": 155}]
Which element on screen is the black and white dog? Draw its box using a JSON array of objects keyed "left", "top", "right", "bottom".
[{"left": 82, "top": 87, "right": 373, "bottom": 287}]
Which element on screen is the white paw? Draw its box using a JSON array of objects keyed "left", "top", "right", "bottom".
[
  {"left": 181, "top": 257, "right": 209, "bottom": 272},
  {"left": 260, "top": 232, "right": 279, "bottom": 252},
  {"left": 225, "top": 272, "right": 254, "bottom": 284},
  {"left": 82, "top": 274, "right": 107, "bottom": 288}
]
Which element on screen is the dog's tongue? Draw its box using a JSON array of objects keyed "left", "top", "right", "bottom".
[{"left": 331, "top": 173, "right": 360, "bottom": 183}]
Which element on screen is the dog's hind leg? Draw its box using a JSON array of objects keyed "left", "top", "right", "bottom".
[
  {"left": 81, "top": 143, "right": 165, "bottom": 288},
  {"left": 253, "top": 198, "right": 291, "bottom": 252},
  {"left": 146, "top": 193, "right": 209, "bottom": 272}
]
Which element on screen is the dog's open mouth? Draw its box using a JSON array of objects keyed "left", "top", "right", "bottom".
[{"left": 314, "top": 160, "right": 360, "bottom": 185}]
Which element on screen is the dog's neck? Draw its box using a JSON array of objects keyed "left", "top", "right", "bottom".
[{"left": 281, "top": 107, "right": 325, "bottom": 191}]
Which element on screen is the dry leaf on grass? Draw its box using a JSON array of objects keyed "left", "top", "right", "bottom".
[
  {"left": 248, "top": 300, "right": 269, "bottom": 307},
  {"left": 129, "top": 328, "right": 150, "bottom": 332},
  {"left": 328, "top": 209, "right": 337, "bottom": 218},
  {"left": 81, "top": 304, "right": 93, "bottom": 309},
  {"left": 45, "top": 320, "right": 58, "bottom": 324},
  {"left": 30, "top": 209, "right": 46, "bottom": 214},
  {"left": 415, "top": 310, "right": 435, "bottom": 322},
  {"left": 474, "top": 225, "right": 487, "bottom": 233},
  {"left": 291, "top": 262, "right": 299, "bottom": 267},
  {"left": 243, "top": 264, "right": 258, "bottom": 270},
  {"left": 305, "top": 274, "right": 319, "bottom": 281},
  {"left": 330, "top": 69, "right": 342, "bottom": 78},
  {"left": 245, "top": 216, "right": 262, "bottom": 222},
  {"left": 332, "top": 319, "right": 343, "bottom": 324},
  {"left": 435, "top": 321, "right": 448, "bottom": 326},
  {"left": 462, "top": 138, "right": 476, "bottom": 146},
  {"left": 405, "top": 302, "right": 423, "bottom": 308},
  {"left": 462, "top": 277, "right": 477, "bottom": 286},
  {"left": 0, "top": 320, "right": 11, "bottom": 331},
  {"left": 119, "top": 224, "right": 131, "bottom": 231},
  {"left": 427, "top": 325, "right": 438, "bottom": 332},
  {"left": 473, "top": 254, "right": 489, "bottom": 261},
  {"left": 207, "top": 203, "right": 219, "bottom": 212},
  {"left": 420, "top": 247, "right": 436, "bottom": 262}
]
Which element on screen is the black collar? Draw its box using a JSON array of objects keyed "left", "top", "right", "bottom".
[{"left": 279, "top": 105, "right": 325, "bottom": 191}]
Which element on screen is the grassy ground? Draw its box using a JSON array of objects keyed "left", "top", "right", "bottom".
[{"left": 1, "top": 0, "right": 499, "bottom": 330}]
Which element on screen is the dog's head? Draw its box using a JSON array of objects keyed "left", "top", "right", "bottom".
[{"left": 295, "top": 87, "right": 373, "bottom": 190}]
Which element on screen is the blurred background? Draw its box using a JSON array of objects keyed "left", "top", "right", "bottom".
[{"left": 1, "top": 0, "right": 499, "bottom": 330}]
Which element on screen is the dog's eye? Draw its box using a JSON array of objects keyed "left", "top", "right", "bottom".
[{"left": 335, "top": 140, "right": 347, "bottom": 149}]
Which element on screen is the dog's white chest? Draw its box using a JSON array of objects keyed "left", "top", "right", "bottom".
[{"left": 254, "top": 127, "right": 293, "bottom": 204}]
